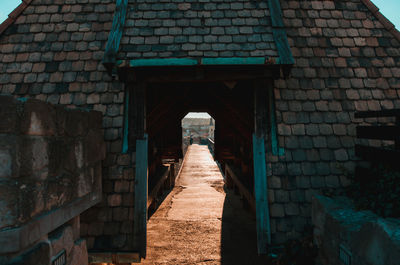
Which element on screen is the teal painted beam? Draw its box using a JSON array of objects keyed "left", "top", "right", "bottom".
[
  {"left": 253, "top": 134, "right": 272, "bottom": 254},
  {"left": 126, "top": 57, "right": 277, "bottom": 67},
  {"left": 122, "top": 89, "right": 129, "bottom": 154},
  {"left": 134, "top": 134, "right": 148, "bottom": 258},
  {"left": 269, "top": 89, "right": 285, "bottom": 156},
  {"left": 268, "top": 0, "right": 295, "bottom": 65},
  {"left": 202, "top": 57, "right": 266, "bottom": 65},
  {"left": 103, "top": 0, "right": 128, "bottom": 66},
  {"left": 129, "top": 58, "right": 198, "bottom": 67}
]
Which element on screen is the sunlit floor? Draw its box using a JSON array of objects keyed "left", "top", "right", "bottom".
[{"left": 141, "top": 145, "right": 270, "bottom": 264}]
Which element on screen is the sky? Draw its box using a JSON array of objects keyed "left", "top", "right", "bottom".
[{"left": 0, "top": 0, "right": 399, "bottom": 28}]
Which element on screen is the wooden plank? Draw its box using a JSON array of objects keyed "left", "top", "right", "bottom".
[
  {"left": 268, "top": 0, "right": 295, "bottom": 66},
  {"left": 202, "top": 57, "right": 268, "bottom": 65},
  {"left": 355, "top": 144, "right": 400, "bottom": 165},
  {"left": 134, "top": 134, "right": 148, "bottom": 258},
  {"left": 122, "top": 88, "right": 129, "bottom": 153},
  {"left": 117, "top": 64, "right": 278, "bottom": 83},
  {"left": 267, "top": 0, "right": 284, "bottom": 27},
  {"left": 225, "top": 164, "right": 256, "bottom": 213},
  {"left": 268, "top": 85, "right": 285, "bottom": 156},
  {"left": 103, "top": 0, "right": 128, "bottom": 68},
  {"left": 147, "top": 165, "right": 170, "bottom": 209},
  {"left": 130, "top": 58, "right": 198, "bottom": 67},
  {"left": 252, "top": 134, "right": 271, "bottom": 254},
  {"left": 254, "top": 81, "right": 269, "bottom": 137},
  {"left": 128, "top": 82, "right": 146, "bottom": 150},
  {"left": 356, "top": 126, "right": 400, "bottom": 140},
  {"left": 355, "top": 109, "right": 400, "bottom": 118}
]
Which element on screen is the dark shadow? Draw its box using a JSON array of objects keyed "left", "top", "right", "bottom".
[{"left": 221, "top": 185, "right": 272, "bottom": 265}]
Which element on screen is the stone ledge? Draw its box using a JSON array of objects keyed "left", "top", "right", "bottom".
[
  {"left": 0, "top": 190, "right": 101, "bottom": 254},
  {"left": 312, "top": 195, "right": 400, "bottom": 265}
]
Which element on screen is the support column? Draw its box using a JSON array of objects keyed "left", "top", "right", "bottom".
[
  {"left": 129, "top": 82, "right": 148, "bottom": 258},
  {"left": 253, "top": 79, "right": 272, "bottom": 254}
]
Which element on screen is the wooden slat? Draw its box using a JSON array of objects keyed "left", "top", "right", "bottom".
[
  {"left": 252, "top": 134, "right": 271, "bottom": 254},
  {"left": 225, "top": 164, "right": 256, "bottom": 213},
  {"left": 356, "top": 126, "right": 400, "bottom": 140},
  {"left": 355, "top": 144, "right": 400, "bottom": 164},
  {"left": 147, "top": 165, "right": 170, "bottom": 209},
  {"left": 355, "top": 109, "right": 400, "bottom": 118},
  {"left": 122, "top": 88, "right": 129, "bottom": 153},
  {"left": 133, "top": 135, "right": 148, "bottom": 258},
  {"left": 103, "top": 0, "right": 128, "bottom": 68}
]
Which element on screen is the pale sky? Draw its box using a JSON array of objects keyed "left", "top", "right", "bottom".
[
  {"left": 185, "top": 112, "right": 211, "bottom": 119},
  {"left": 0, "top": 0, "right": 399, "bottom": 28}
]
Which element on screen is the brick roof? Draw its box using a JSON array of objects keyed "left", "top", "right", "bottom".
[{"left": 117, "top": 0, "right": 278, "bottom": 60}]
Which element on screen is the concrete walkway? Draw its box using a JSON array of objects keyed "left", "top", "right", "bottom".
[{"left": 141, "top": 144, "right": 270, "bottom": 265}]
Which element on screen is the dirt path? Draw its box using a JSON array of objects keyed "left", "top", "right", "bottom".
[{"left": 141, "top": 144, "right": 271, "bottom": 265}]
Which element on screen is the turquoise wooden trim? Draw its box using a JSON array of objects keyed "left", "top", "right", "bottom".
[
  {"left": 202, "top": 57, "right": 266, "bottom": 65},
  {"left": 134, "top": 134, "right": 148, "bottom": 258},
  {"left": 122, "top": 89, "right": 129, "bottom": 154},
  {"left": 270, "top": 93, "right": 285, "bottom": 156},
  {"left": 130, "top": 58, "right": 198, "bottom": 67},
  {"left": 103, "top": 0, "right": 128, "bottom": 65},
  {"left": 127, "top": 57, "right": 275, "bottom": 67},
  {"left": 268, "top": 0, "right": 295, "bottom": 65},
  {"left": 253, "top": 134, "right": 272, "bottom": 254}
]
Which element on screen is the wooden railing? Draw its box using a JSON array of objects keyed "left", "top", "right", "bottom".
[
  {"left": 224, "top": 164, "right": 256, "bottom": 213},
  {"left": 207, "top": 138, "right": 215, "bottom": 157},
  {"left": 355, "top": 109, "right": 400, "bottom": 166},
  {"left": 147, "top": 163, "right": 175, "bottom": 211}
]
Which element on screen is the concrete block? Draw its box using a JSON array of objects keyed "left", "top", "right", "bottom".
[
  {"left": 20, "top": 99, "right": 56, "bottom": 136},
  {"left": 0, "top": 135, "right": 19, "bottom": 179},
  {"left": 0, "top": 181, "right": 18, "bottom": 230},
  {"left": 19, "top": 137, "right": 49, "bottom": 180},
  {"left": 0, "top": 96, "right": 19, "bottom": 134},
  {"left": 68, "top": 239, "right": 88, "bottom": 265}
]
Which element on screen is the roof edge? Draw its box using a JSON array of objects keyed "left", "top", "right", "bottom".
[
  {"left": 361, "top": 0, "right": 400, "bottom": 42},
  {"left": 0, "top": 0, "right": 33, "bottom": 35}
]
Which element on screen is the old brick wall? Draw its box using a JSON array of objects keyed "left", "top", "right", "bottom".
[
  {"left": 0, "top": 95, "right": 104, "bottom": 265},
  {"left": 267, "top": 0, "right": 400, "bottom": 244},
  {"left": 0, "top": 0, "right": 134, "bottom": 251}
]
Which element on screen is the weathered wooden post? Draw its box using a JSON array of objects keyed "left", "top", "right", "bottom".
[
  {"left": 253, "top": 80, "right": 272, "bottom": 254},
  {"left": 130, "top": 82, "right": 148, "bottom": 258}
]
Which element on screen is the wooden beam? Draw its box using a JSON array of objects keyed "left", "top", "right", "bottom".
[
  {"left": 355, "top": 144, "right": 400, "bottom": 165},
  {"left": 147, "top": 165, "right": 170, "bottom": 209},
  {"left": 254, "top": 80, "right": 269, "bottom": 137},
  {"left": 268, "top": 0, "right": 295, "bottom": 66},
  {"left": 133, "top": 135, "right": 148, "bottom": 258},
  {"left": 118, "top": 65, "right": 278, "bottom": 83},
  {"left": 102, "top": 0, "right": 128, "bottom": 70},
  {"left": 355, "top": 109, "right": 400, "bottom": 118},
  {"left": 252, "top": 134, "right": 271, "bottom": 254},
  {"left": 122, "top": 88, "right": 129, "bottom": 153},
  {"left": 356, "top": 126, "right": 400, "bottom": 140},
  {"left": 225, "top": 164, "right": 256, "bottom": 213},
  {"left": 128, "top": 82, "right": 146, "bottom": 150}
]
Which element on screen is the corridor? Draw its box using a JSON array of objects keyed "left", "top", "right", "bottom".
[{"left": 141, "top": 145, "right": 270, "bottom": 264}]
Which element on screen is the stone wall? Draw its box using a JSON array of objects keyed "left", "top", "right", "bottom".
[
  {"left": 312, "top": 195, "right": 400, "bottom": 265},
  {"left": 0, "top": 0, "right": 135, "bottom": 251},
  {"left": 0, "top": 95, "right": 104, "bottom": 265}
]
